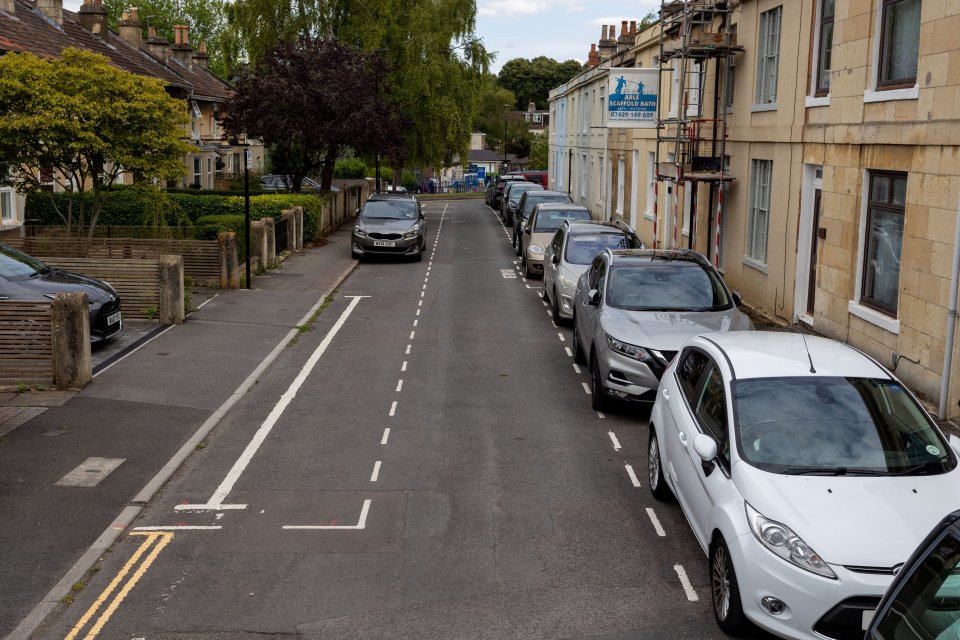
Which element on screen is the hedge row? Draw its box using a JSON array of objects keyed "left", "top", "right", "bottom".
[{"left": 25, "top": 189, "right": 323, "bottom": 243}]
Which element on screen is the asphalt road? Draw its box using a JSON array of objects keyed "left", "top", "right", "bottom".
[{"left": 33, "top": 199, "right": 774, "bottom": 640}]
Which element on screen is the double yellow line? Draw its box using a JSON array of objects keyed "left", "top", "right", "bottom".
[{"left": 65, "top": 531, "right": 172, "bottom": 640}]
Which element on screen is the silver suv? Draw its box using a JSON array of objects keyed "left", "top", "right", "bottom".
[
  {"left": 351, "top": 193, "right": 426, "bottom": 261},
  {"left": 572, "top": 249, "right": 752, "bottom": 411}
]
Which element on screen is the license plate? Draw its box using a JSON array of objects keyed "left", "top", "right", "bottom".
[
  {"left": 373, "top": 240, "right": 395, "bottom": 247},
  {"left": 861, "top": 609, "right": 875, "bottom": 630},
  {"left": 107, "top": 311, "right": 121, "bottom": 325}
]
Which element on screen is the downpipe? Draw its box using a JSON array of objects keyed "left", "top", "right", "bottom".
[{"left": 939, "top": 192, "right": 960, "bottom": 420}]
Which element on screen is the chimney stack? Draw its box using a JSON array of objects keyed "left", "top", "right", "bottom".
[
  {"left": 78, "top": 0, "right": 108, "bottom": 34},
  {"left": 145, "top": 25, "right": 169, "bottom": 63},
  {"left": 119, "top": 7, "right": 142, "bottom": 48},
  {"left": 192, "top": 40, "right": 209, "bottom": 69},
  {"left": 170, "top": 24, "right": 194, "bottom": 67},
  {"left": 598, "top": 24, "right": 617, "bottom": 60},
  {"left": 587, "top": 43, "right": 600, "bottom": 68},
  {"left": 630, "top": 20, "right": 637, "bottom": 35},
  {"left": 36, "top": 0, "right": 63, "bottom": 25}
]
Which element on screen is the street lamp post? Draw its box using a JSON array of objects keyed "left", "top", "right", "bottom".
[
  {"left": 502, "top": 103, "right": 511, "bottom": 175},
  {"left": 243, "top": 146, "right": 251, "bottom": 289}
]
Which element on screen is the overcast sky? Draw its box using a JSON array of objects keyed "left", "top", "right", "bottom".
[
  {"left": 61, "top": 0, "right": 660, "bottom": 73},
  {"left": 477, "top": 0, "right": 660, "bottom": 72}
]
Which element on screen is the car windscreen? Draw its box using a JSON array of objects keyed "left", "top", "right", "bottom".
[
  {"left": 604, "top": 263, "right": 731, "bottom": 311},
  {"left": 0, "top": 244, "right": 48, "bottom": 278},
  {"left": 360, "top": 200, "right": 417, "bottom": 220},
  {"left": 522, "top": 195, "right": 571, "bottom": 219},
  {"left": 533, "top": 208, "right": 591, "bottom": 232},
  {"left": 508, "top": 185, "right": 542, "bottom": 204},
  {"left": 564, "top": 233, "right": 634, "bottom": 264},
  {"left": 733, "top": 376, "right": 956, "bottom": 476}
]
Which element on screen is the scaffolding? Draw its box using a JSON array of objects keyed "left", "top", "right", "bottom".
[{"left": 655, "top": 0, "right": 741, "bottom": 262}]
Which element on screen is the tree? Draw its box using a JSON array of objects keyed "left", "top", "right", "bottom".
[
  {"left": 0, "top": 49, "right": 192, "bottom": 237},
  {"left": 527, "top": 133, "right": 548, "bottom": 170},
  {"left": 219, "top": 0, "right": 489, "bottom": 178},
  {"left": 221, "top": 37, "right": 404, "bottom": 192},
  {"left": 472, "top": 75, "right": 516, "bottom": 153},
  {"left": 102, "top": 0, "right": 230, "bottom": 78},
  {"left": 497, "top": 56, "right": 584, "bottom": 111}
]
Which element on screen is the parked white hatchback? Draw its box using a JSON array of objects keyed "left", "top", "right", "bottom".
[{"left": 648, "top": 331, "right": 960, "bottom": 640}]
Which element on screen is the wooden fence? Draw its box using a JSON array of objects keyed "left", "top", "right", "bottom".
[
  {"left": 2, "top": 237, "right": 220, "bottom": 285},
  {"left": 39, "top": 258, "right": 161, "bottom": 320},
  {"left": 0, "top": 301, "right": 54, "bottom": 386}
]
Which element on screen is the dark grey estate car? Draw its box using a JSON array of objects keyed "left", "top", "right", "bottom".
[
  {"left": 0, "top": 242, "right": 122, "bottom": 342},
  {"left": 351, "top": 193, "right": 427, "bottom": 261}
]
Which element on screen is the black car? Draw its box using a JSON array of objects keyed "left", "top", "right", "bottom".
[
  {"left": 259, "top": 174, "right": 326, "bottom": 192},
  {"left": 486, "top": 174, "right": 525, "bottom": 209},
  {"left": 0, "top": 243, "right": 122, "bottom": 342}
]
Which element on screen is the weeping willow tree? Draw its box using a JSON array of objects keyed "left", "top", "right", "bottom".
[{"left": 220, "top": 0, "right": 489, "bottom": 182}]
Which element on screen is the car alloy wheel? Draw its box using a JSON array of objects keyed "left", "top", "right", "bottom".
[
  {"left": 551, "top": 288, "right": 563, "bottom": 325},
  {"left": 572, "top": 315, "right": 586, "bottom": 365},
  {"left": 710, "top": 538, "right": 749, "bottom": 635},
  {"left": 648, "top": 430, "right": 671, "bottom": 500},
  {"left": 590, "top": 353, "right": 609, "bottom": 412}
]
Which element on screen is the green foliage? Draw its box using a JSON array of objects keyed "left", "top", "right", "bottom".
[
  {"left": 528, "top": 133, "right": 548, "bottom": 170},
  {"left": 0, "top": 49, "right": 193, "bottom": 237},
  {"left": 141, "top": 306, "right": 159, "bottom": 320},
  {"left": 497, "top": 56, "right": 584, "bottom": 111},
  {"left": 26, "top": 188, "right": 190, "bottom": 227},
  {"left": 472, "top": 77, "right": 517, "bottom": 152},
  {"left": 334, "top": 158, "right": 368, "bottom": 179}
]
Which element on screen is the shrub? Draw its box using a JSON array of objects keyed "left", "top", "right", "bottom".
[
  {"left": 334, "top": 158, "right": 367, "bottom": 179},
  {"left": 194, "top": 214, "right": 247, "bottom": 260}
]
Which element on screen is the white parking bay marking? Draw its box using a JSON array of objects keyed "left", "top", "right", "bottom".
[
  {"left": 175, "top": 296, "right": 366, "bottom": 511},
  {"left": 581, "top": 382, "right": 591, "bottom": 394},
  {"left": 608, "top": 431, "right": 621, "bottom": 451},
  {"left": 501, "top": 269, "right": 517, "bottom": 279},
  {"left": 56, "top": 457, "right": 125, "bottom": 487},
  {"left": 674, "top": 565, "right": 699, "bottom": 601},
  {"left": 625, "top": 464, "right": 641, "bottom": 487},
  {"left": 557, "top": 333, "right": 565, "bottom": 342},
  {"left": 646, "top": 508, "right": 666, "bottom": 537},
  {"left": 573, "top": 364, "right": 581, "bottom": 374},
  {"left": 283, "top": 499, "right": 372, "bottom": 530},
  {"left": 565, "top": 347, "right": 573, "bottom": 357},
  {"left": 596, "top": 411, "right": 606, "bottom": 419}
]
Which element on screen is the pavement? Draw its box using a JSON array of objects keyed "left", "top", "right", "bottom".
[{"left": 0, "top": 224, "right": 358, "bottom": 640}]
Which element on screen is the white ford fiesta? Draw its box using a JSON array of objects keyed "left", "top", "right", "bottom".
[{"left": 648, "top": 331, "right": 960, "bottom": 640}]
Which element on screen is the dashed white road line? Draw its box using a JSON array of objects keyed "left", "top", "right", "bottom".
[
  {"left": 625, "top": 464, "right": 642, "bottom": 487},
  {"left": 381, "top": 428, "right": 390, "bottom": 445},
  {"left": 646, "top": 508, "right": 666, "bottom": 537},
  {"left": 557, "top": 333, "right": 566, "bottom": 342},
  {"left": 395, "top": 379, "right": 403, "bottom": 392},
  {"left": 573, "top": 364, "right": 582, "bottom": 374},
  {"left": 389, "top": 401, "right": 398, "bottom": 417},
  {"left": 406, "top": 344, "right": 412, "bottom": 354},
  {"left": 581, "top": 382, "right": 591, "bottom": 394},
  {"left": 409, "top": 331, "right": 416, "bottom": 340},
  {"left": 565, "top": 347, "right": 573, "bottom": 357},
  {"left": 608, "top": 431, "right": 621, "bottom": 451},
  {"left": 401, "top": 361, "right": 407, "bottom": 372},
  {"left": 370, "top": 461, "right": 381, "bottom": 482},
  {"left": 596, "top": 411, "right": 606, "bottom": 419},
  {"left": 674, "top": 565, "right": 699, "bottom": 601}
]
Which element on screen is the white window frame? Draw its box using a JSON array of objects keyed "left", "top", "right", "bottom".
[
  {"left": 616, "top": 156, "right": 626, "bottom": 217},
  {"left": 0, "top": 188, "right": 13, "bottom": 222},
  {"left": 192, "top": 157, "right": 202, "bottom": 187},
  {"left": 864, "top": 0, "right": 920, "bottom": 103},
  {"left": 754, "top": 6, "right": 782, "bottom": 110},
  {"left": 645, "top": 151, "right": 656, "bottom": 220},
  {"left": 807, "top": 0, "right": 833, "bottom": 107},
  {"left": 745, "top": 159, "right": 772, "bottom": 269},
  {"left": 687, "top": 61, "right": 703, "bottom": 117}
]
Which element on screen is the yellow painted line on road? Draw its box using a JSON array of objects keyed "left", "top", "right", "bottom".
[{"left": 65, "top": 531, "right": 173, "bottom": 640}]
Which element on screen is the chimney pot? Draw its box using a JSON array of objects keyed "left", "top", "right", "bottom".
[
  {"left": 601, "top": 25, "right": 608, "bottom": 40},
  {"left": 621, "top": 20, "right": 628, "bottom": 37},
  {"left": 119, "top": 6, "right": 143, "bottom": 48},
  {"left": 630, "top": 20, "right": 637, "bottom": 35},
  {"left": 78, "top": 0, "right": 109, "bottom": 33}
]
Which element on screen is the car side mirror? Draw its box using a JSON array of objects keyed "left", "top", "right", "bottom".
[
  {"left": 551, "top": 253, "right": 560, "bottom": 265},
  {"left": 732, "top": 291, "right": 743, "bottom": 307},
  {"left": 523, "top": 228, "right": 531, "bottom": 235},
  {"left": 693, "top": 434, "right": 719, "bottom": 477},
  {"left": 355, "top": 208, "right": 361, "bottom": 216},
  {"left": 419, "top": 212, "right": 425, "bottom": 220},
  {"left": 588, "top": 289, "right": 601, "bottom": 306}
]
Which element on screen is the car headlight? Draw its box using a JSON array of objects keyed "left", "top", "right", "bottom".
[
  {"left": 353, "top": 221, "right": 366, "bottom": 237},
  {"left": 403, "top": 224, "right": 421, "bottom": 239},
  {"left": 528, "top": 244, "right": 545, "bottom": 256},
  {"left": 745, "top": 503, "right": 836, "bottom": 579},
  {"left": 605, "top": 333, "right": 653, "bottom": 363},
  {"left": 559, "top": 272, "right": 576, "bottom": 292}
]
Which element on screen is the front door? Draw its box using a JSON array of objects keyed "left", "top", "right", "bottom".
[{"left": 807, "top": 189, "right": 822, "bottom": 315}]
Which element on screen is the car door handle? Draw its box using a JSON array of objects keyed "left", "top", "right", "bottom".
[{"left": 678, "top": 431, "right": 688, "bottom": 447}]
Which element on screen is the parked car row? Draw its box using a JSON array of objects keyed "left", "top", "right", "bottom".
[{"left": 490, "top": 196, "right": 960, "bottom": 640}]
